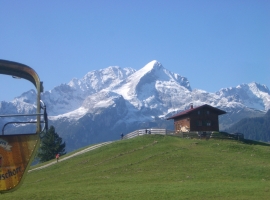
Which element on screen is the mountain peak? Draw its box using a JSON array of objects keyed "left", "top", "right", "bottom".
[
  {"left": 138, "top": 60, "right": 163, "bottom": 75},
  {"left": 248, "top": 82, "right": 270, "bottom": 94}
]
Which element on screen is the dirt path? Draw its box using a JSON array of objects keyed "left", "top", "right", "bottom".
[{"left": 28, "top": 141, "right": 113, "bottom": 173}]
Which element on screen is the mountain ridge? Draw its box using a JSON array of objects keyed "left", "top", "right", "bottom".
[
  {"left": 226, "top": 109, "right": 270, "bottom": 142},
  {"left": 0, "top": 60, "right": 269, "bottom": 151}
]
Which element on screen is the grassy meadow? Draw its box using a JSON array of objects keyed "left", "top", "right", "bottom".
[{"left": 2, "top": 135, "right": 270, "bottom": 199}]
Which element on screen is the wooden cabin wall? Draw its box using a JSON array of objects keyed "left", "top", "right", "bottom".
[
  {"left": 172, "top": 107, "right": 221, "bottom": 132},
  {"left": 189, "top": 108, "right": 220, "bottom": 131},
  {"left": 174, "top": 118, "right": 190, "bottom": 132}
]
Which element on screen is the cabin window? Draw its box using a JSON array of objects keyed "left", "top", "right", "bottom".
[
  {"left": 202, "top": 120, "right": 211, "bottom": 126},
  {"left": 207, "top": 110, "right": 210, "bottom": 115},
  {"left": 198, "top": 111, "right": 200, "bottom": 115},
  {"left": 197, "top": 120, "right": 202, "bottom": 126}
]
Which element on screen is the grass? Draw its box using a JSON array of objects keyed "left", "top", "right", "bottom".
[{"left": 2, "top": 135, "right": 270, "bottom": 199}]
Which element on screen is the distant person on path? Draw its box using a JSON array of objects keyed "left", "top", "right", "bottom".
[
  {"left": 56, "top": 153, "right": 60, "bottom": 162},
  {"left": 121, "top": 133, "right": 124, "bottom": 140}
]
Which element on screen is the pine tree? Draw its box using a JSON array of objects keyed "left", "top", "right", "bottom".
[{"left": 37, "top": 125, "right": 66, "bottom": 162}]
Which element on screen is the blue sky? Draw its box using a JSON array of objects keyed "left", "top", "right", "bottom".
[{"left": 0, "top": 0, "right": 269, "bottom": 101}]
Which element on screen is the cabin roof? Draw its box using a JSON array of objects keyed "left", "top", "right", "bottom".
[{"left": 167, "top": 104, "right": 226, "bottom": 120}]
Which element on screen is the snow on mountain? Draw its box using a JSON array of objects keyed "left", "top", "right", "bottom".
[
  {"left": 2, "top": 60, "right": 269, "bottom": 120},
  {"left": 0, "top": 89, "right": 37, "bottom": 115},
  {"left": 113, "top": 60, "right": 191, "bottom": 112},
  {"left": 1, "top": 60, "right": 270, "bottom": 151},
  {"left": 216, "top": 82, "right": 270, "bottom": 111},
  {"left": 50, "top": 91, "right": 127, "bottom": 121},
  {"left": 14, "top": 89, "right": 37, "bottom": 105},
  {"left": 68, "top": 66, "right": 135, "bottom": 93},
  {"left": 0, "top": 101, "right": 18, "bottom": 115},
  {"left": 40, "top": 60, "right": 194, "bottom": 122},
  {"left": 41, "top": 66, "right": 136, "bottom": 116}
]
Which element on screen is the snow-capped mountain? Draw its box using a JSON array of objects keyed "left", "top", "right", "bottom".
[
  {"left": 216, "top": 82, "right": 270, "bottom": 111},
  {"left": 1, "top": 60, "right": 269, "bottom": 151},
  {"left": 42, "top": 66, "right": 136, "bottom": 115}
]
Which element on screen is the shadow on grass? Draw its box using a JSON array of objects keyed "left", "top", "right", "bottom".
[{"left": 241, "top": 138, "right": 270, "bottom": 146}]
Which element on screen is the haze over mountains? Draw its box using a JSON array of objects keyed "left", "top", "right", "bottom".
[{"left": 0, "top": 60, "right": 269, "bottom": 151}]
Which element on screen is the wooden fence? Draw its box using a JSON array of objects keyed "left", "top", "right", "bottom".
[
  {"left": 123, "top": 129, "right": 245, "bottom": 141},
  {"left": 123, "top": 129, "right": 175, "bottom": 140}
]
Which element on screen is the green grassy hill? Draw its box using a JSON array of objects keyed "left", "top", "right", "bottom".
[{"left": 2, "top": 135, "right": 270, "bottom": 200}]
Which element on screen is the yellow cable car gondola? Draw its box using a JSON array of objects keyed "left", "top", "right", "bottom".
[{"left": 0, "top": 60, "right": 47, "bottom": 193}]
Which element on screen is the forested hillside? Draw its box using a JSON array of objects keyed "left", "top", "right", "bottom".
[{"left": 226, "top": 110, "right": 270, "bottom": 142}]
